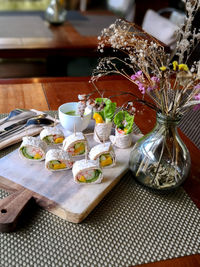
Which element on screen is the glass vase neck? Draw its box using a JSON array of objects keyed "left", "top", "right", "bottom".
[{"left": 156, "top": 112, "right": 181, "bottom": 126}]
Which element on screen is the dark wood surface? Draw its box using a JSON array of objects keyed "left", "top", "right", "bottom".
[
  {"left": 0, "top": 11, "right": 101, "bottom": 77},
  {"left": 0, "top": 11, "right": 167, "bottom": 59},
  {"left": 135, "top": 254, "right": 200, "bottom": 267},
  {"left": 0, "top": 18, "right": 98, "bottom": 59},
  {"left": 0, "top": 12, "right": 169, "bottom": 78},
  {"left": 0, "top": 75, "right": 199, "bottom": 265},
  {"left": 0, "top": 188, "right": 33, "bottom": 232}
]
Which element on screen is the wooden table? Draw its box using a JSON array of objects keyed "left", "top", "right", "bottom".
[
  {"left": 0, "top": 10, "right": 104, "bottom": 77},
  {"left": 0, "top": 10, "right": 162, "bottom": 59},
  {"left": 0, "top": 11, "right": 168, "bottom": 77},
  {"left": 0, "top": 12, "right": 99, "bottom": 59},
  {"left": 0, "top": 75, "right": 199, "bottom": 266}
]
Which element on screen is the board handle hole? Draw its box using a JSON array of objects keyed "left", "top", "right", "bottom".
[{"left": 1, "top": 209, "right": 7, "bottom": 214}]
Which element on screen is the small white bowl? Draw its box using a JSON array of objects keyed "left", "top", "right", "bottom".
[{"left": 58, "top": 102, "right": 92, "bottom": 132}]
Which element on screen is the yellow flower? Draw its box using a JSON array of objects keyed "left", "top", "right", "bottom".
[
  {"left": 178, "top": 64, "right": 189, "bottom": 71},
  {"left": 160, "top": 66, "right": 167, "bottom": 71},
  {"left": 172, "top": 61, "right": 178, "bottom": 71}
]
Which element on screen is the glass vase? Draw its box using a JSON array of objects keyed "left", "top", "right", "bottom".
[
  {"left": 129, "top": 112, "right": 191, "bottom": 190},
  {"left": 45, "top": 0, "right": 67, "bottom": 25}
]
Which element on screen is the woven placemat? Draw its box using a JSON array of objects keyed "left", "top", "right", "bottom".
[
  {"left": 180, "top": 109, "right": 200, "bottom": 149},
  {"left": 0, "top": 111, "right": 199, "bottom": 267}
]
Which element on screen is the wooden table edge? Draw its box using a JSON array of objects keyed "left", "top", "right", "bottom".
[{"left": 134, "top": 253, "right": 200, "bottom": 267}]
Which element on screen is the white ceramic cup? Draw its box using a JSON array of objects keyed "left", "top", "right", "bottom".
[{"left": 58, "top": 102, "right": 92, "bottom": 132}]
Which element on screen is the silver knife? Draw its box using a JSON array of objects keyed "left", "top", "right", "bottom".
[
  {"left": 0, "top": 117, "right": 32, "bottom": 136},
  {"left": 0, "top": 113, "right": 47, "bottom": 136},
  {"left": 0, "top": 116, "right": 54, "bottom": 142},
  {"left": 3, "top": 118, "right": 31, "bottom": 132}
]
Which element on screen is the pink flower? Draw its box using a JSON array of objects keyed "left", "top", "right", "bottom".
[
  {"left": 193, "top": 93, "right": 200, "bottom": 111},
  {"left": 149, "top": 76, "right": 160, "bottom": 91},
  {"left": 193, "top": 105, "right": 200, "bottom": 111},
  {"left": 130, "top": 71, "right": 146, "bottom": 94},
  {"left": 194, "top": 93, "right": 200, "bottom": 100},
  {"left": 138, "top": 83, "right": 145, "bottom": 94},
  {"left": 194, "top": 84, "right": 200, "bottom": 90},
  {"left": 131, "top": 71, "right": 159, "bottom": 95},
  {"left": 151, "top": 76, "right": 160, "bottom": 83},
  {"left": 147, "top": 87, "right": 153, "bottom": 92},
  {"left": 131, "top": 70, "right": 143, "bottom": 80}
]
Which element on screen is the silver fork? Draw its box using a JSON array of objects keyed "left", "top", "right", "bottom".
[
  {"left": 0, "top": 109, "right": 36, "bottom": 127},
  {"left": 0, "top": 116, "right": 54, "bottom": 142}
]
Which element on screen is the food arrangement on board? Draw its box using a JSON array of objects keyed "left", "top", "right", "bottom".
[
  {"left": 0, "top": 95, "right": 136, "bottom": 187},
  {"left": 11, "top": 96, "right": 136, "bottom": 185},
  {"left": 0, "top": 98, "right": 141, "bottom": 230}
]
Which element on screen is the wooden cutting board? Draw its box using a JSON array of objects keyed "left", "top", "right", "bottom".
[{"left": 0, "top": 133, "right": 141, "bottom": 231}]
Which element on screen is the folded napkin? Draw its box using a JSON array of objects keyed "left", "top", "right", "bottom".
[
  {"left": 0, "top": 109, "right": 55, "bottom": 150},
  {"left": 142, "top": 9, "right": 179, "bottom": 48}
]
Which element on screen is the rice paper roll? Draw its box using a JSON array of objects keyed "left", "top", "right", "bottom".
[
  {"left": 94, "top": 122, "right": 112, "bottom": 143},
  {"left": 89, "top": 142, "right": 116, "bottom": 168},
  {"left": 19, "top": 136, "right": 47, "bottom": 161},
  {"left": 62, "top": 132, "right": 88, "bottom": 157},
  {"left": 113, "top": 128, "right": 132, "bottom": 148},
  {"left": 45, "top": 149, "right": 73, "bottom": 171},
  {"left": 110, "top": 131, "right": 132, "bottom": 149},
  {"left": 40, "top": 126, "right": 65, "bottom": 145},
  {"left": 72, "top": 159, "right": 103, "bottom": 184}
]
